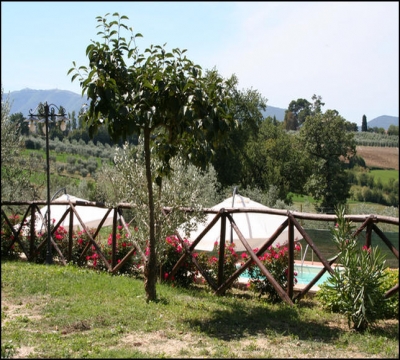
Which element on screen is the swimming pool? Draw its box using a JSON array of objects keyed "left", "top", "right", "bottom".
[
  {"left": 293, "top": 264, "right": 332, "bottom": 286},
  {"left": 238, "top": 263, "right": 334, "bottom": 287}
]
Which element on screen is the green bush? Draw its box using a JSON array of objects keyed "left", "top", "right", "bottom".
[
  {"left": 379, "top": 268, "right": 399, "bottom": 319},
  {"left": 316, "top": 205, "right": 389, "bottom": 331}
]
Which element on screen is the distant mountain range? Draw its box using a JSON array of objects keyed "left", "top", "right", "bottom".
[
  {"left": 5, "top": 88, "right": 399, "bottom": 130},
  {"left": 365, "top": 115, "right": 398, "bottom": 130},
  {"left": 6, "top": 88, "right": 86, "bottom": 117}
]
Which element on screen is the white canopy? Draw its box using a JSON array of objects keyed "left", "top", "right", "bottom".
[
  {"left": 180, "top": 195, "right": 303, "bottom": 252},
  {"left": 28, "top": 194, "right": 116, "bottom": 233}
]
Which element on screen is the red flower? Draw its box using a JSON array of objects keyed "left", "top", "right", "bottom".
[
  {"left": 362, "top": 245, "right": 371, "bottom": 253},
  {"left": 209, "top": 256, "right": 218, "bottom": 264}
]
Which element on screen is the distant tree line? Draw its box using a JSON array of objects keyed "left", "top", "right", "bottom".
[
  {"left": 3, "top": 86, "right": 398, "bottom": 211},
  {"left": 361, "top": 114, "right": 398, "bottom": 136},
  {"left": 347, "top": 169, "right": 398, "bottom": 207}
]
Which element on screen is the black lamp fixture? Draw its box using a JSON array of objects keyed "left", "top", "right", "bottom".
[{"left": 25, "top": 102, "right": 69, "bottom": 264}]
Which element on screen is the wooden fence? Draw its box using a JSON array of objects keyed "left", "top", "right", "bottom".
[{"left": 1, "top": 200, "right": 398, "bottom": 306}]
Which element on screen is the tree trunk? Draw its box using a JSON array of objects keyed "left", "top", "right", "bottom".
[{"left": 143, "top": 128, "right": 157, "bottom": 302}]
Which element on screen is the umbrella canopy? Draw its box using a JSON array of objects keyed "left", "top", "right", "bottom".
[
  {"left": 180, "top": 195, "right": 302, "bottom": 252},
  {"left": 28, "top": 194, "right": 116, "bottom": 233}
]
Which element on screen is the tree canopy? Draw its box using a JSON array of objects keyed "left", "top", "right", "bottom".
[
  {"left": 299, "top": 109, "right": 356, "bottom": 212},
  {"left": 69, "top": 13, "right": 236, "bottom": 302}
]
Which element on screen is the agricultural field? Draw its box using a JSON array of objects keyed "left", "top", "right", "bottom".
[{"left": 356, "top": 146, "right": 399, "bottom": 170}]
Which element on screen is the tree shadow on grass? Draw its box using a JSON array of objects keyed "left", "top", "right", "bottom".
[{"left": 184, "top": 298, "right": 398, "bottom": 343}]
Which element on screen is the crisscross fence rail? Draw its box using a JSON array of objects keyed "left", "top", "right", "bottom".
[{"left": 1, "top": 200, "right": 398, "bottom": 306}]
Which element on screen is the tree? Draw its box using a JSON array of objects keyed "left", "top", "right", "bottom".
[
  {"left": 299, "top": 109, "right": 356, "bottom": 212},
  {"left": 9, "top": 112, "right": 29, "bottom": 136},
  {"left": 387, "top": 124, "right": 399, "bottom": 136},
  {"left": 283, "top": 95, "right": 324, "bottom": 131},
  {"left": 211, "top": 75, "right": 267, "bottom": 188},
  {"left": 283, "top": 110, "right": 298, "bottom": 131},
  {"left": 310, "top": 94, "right": 325, "bottom": 114},
  {"left": 1, "top": 87, "right": 33, "bottom": 203},
  {"left": 345, "top": 121, "right": 358, "bottom": 132},
  {"left": 69, "top": 13, "right": 235, "bottom": 302},
  {"left": 242, "top": 117, "right": 309, "bottom": 202},
  {"left": 361, "top": 114, "right": 368, "bottom": 132},
  {"left": 94, "top": 140, "right": 221, "bottom": 266},
  {"left": 283, "top": 98, "right": 311, "bottom": 130}
]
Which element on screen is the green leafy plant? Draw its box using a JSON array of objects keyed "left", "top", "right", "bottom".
[
  {"left": 316, "top": 205, "right": 389, "bottom": 331},
  {"left": 1, "top": 340, "right": 16, "bottom": 359},
  {"left": 246, "top": 242, "right": 301, "bottom": 303},
  {"left": 378, "top": 267, "right": 399, "bottom": 319}
]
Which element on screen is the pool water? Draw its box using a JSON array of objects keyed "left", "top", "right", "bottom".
[
  {"left": 293, "top": 264, "right": 332, "bottom": 286},
  {"left": 239, "top": 263, "right": 333, "bottom": 287}
]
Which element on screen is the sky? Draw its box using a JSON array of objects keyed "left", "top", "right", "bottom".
[{"left": 1, "top": 1, "right": 399, "bottom": 125}]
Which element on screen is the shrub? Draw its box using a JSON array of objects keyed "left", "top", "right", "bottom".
[
  {"left": 196, "top": 241, "right": 239, "bottom": 291},
  {"left": 89, "top": 225, "right": 142, "bottom": 275},
  {"left": 246, "top": 242, "right": 301, "bottom": 303},
  {"left": 1, "top": 214, "right": 26, "bottom": 259},
  {"left": 316, "top": 205, "right": 389, "bottom": 331},
  {"left": 71, "top": 228, "right": 95, "bottom": 265},
  {"left": 378, "top": 268, "right": 399, "bottom": 319},
  {"left": 161, "top": 235, "right": 199, "bottom": 288},
  {"left": 80, "top": 168, "right": 89, "bottom": 178}
]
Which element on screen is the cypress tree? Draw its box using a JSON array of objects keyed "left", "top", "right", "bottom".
[{"left": 361, "top": 114, "right": 368, "bottom": 132}]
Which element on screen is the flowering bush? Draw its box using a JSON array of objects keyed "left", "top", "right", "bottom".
[
  {"left": 161, "top": 235, "right": 199, "bottom": 288},
  {"left": 33, "top": 218, "right": 57, "bottom": 263},
  {"left": 90, "top": 225, "right": 142, "bottom": 275},
  {"left": 316, "top": 205, "right": 389, "bottom": 331},
  {"left": 71, "top": 228, "right": 96, "bottom": 265},
  {"left": 1, "top": 214, "right": 26, "bottom": 259},
  {"left": 246, "top": 242, "right": 301, "bottom": 303},
  {"left": 196, "top": 241, "right": 239, "bottom": 290}
]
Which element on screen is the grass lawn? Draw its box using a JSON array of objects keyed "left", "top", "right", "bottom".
[
  {"left": 370, "top": 169, "right": 399, "bottom": 185},
  {"left": 1, "top": 260, "right": 398, "bottom": 359}
]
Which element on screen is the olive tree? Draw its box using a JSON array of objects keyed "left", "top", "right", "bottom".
[
  {"left": 94, "top": 140, "right": 222, "bottom": 270},
  {"left": 1, "top": 87, "right": 35, "bottom": 203},
  {"left": 69, "top": 13, "right": 235, "bottom": 301}
]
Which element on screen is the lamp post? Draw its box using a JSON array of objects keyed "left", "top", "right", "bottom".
[{"left": 26, "top": 102, "right": 69, "bottom": 264}]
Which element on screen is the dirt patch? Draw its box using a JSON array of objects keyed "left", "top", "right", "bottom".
[
  {"left": 356, "top": 146, "right": 399, "bottom": 170},
  {"left": 1, "top": 298, "right": 45, "bottom": 359},
  {"left": 116, "top": 328, "right": 388, "bottom": 358}
]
